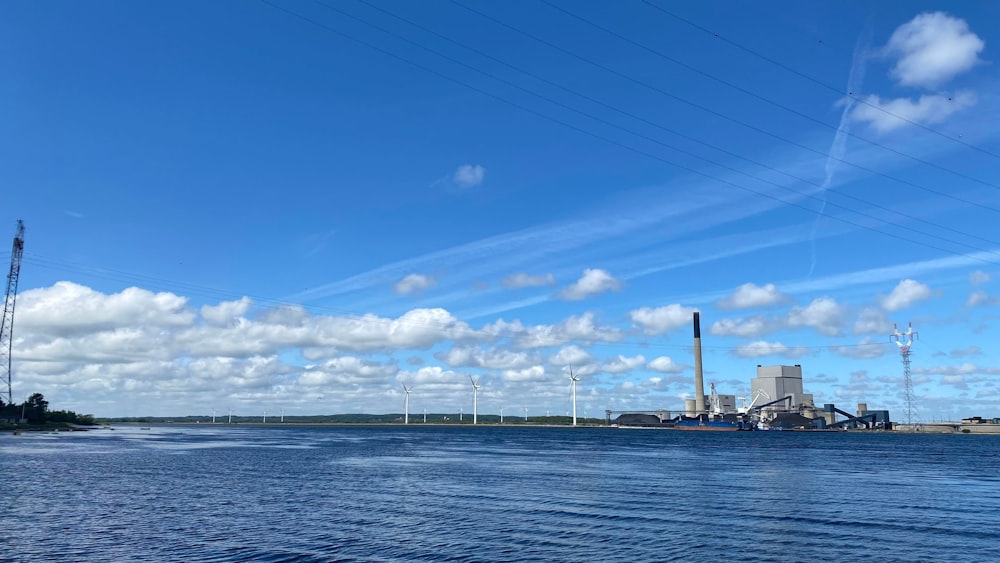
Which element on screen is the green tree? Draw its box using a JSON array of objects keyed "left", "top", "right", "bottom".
[{"left": 24, "top": 393, "right": 49, "bottom": 424}]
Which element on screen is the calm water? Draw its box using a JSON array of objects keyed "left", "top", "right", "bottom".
[{"left": 1, "top": 425, "right": 998, "bottom": 562}]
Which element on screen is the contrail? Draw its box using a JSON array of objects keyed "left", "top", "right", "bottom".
[{"left": 808, "top": 32, "right": 870, "bottom": 277}]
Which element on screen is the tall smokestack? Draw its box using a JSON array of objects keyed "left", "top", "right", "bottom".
[{"left": 693, "top": 312, "right": 705, "bottom": 416}]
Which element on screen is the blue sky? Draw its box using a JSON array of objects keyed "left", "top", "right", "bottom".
[{"left": 2, "top": 0, "right": 999, "bottom": 420}]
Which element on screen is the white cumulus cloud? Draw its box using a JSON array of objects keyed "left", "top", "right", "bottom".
[
  {"left": 18, "top": 282, "right": 194, "bottom": 337},
  {"left": 787, "top": 297, "right": 843, "bottom": 336},
  {"left": 850, "top": 92, "right": 975, "bottom": 133},
  {"left": 201, "top": 297, "right": 252, "bottom": 327},
  {"left": 558, "top": 268, "right": 621, "bottom": 300},
  {"left": 647, "top": 356, "right": 685, "bottom": 373},
  {"left": 629, "top": 304, "right": 698, "bottom": 335},
  {"left": 884, "top": 12, "right": 985, "bottom": 88},
  {"left": 853, "top": 307, "right": 892, "bottom": 335},
  {"left": 547, "top": 345, "right": 593, "bottom": 367},
  {"left": 716, "top": 282, "right": 787, "bottom": 309},
  {"left": 732, "top": 341, "right": 809, "bottom": 359},
  {"left": 434, "top": 346, "right": 537, "bottom": 370},
  {"left": 710, "top": 315, "right": 779, "bottom": 338},
  {"left": 851, "top": 12, "right": 983, "bottom": 135},
  {"left": 501, "top": 365, "right": 547, "bottom": 382},
  {"left": 453, "top": 164, "right": 485, "bottom": 188},
  {"left": 602, "top": 355, "right": 646, "bottom": 374},
  {"left": 394, "top": 274, "right": 436, "bottom": 295},
  {"left": 299, "top": 357, "right": 398, "bottom": 386},
  {"left": 509, "top": 312, "right": 622, "bottom": 349},
  {"left": 880, "top": 279, "right": 932, "bottom": 311}
]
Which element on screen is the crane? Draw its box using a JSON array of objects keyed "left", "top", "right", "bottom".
[
  {"left": 737, "top": 388, "right": 770, "bottom": 414},
  {"left": 709, "top": 382, "right": 723, "bottom": 415},
  {"left": 1, "top": 220, "right": 25, "bottom": 406}
]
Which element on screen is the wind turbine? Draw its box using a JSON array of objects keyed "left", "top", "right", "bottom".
[
  {"left": 423, "top": 408, "right": 427, "bottom": 423},
  {"left": 402, "top": 384, "right": 413, "bottom": 424},
  {"left": 500, "top": 405, "right": 504, "bottom": 424},
  {"left": 212, "top": 409, "right": 216, "bottom": 424},
  {"left": 263, "top": 410, "right": 267, "bottom": 424},
  {"left": 228, "top": 408, "right": 232, "bottom": 424},
  {"left": 470, "top": 376, "right": 481, "bottom": 425},
  {"left": 523, "top": 407, "right": 527, "bottom": 422},
  {"left": 569, "top": 366, "right": 581, "bottom": 427}
]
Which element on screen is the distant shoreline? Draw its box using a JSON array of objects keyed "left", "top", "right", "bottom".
[{"left": 98, "top": 421, "right": 1000, "bottom": 434}]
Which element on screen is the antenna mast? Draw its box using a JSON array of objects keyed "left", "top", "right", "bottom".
[
  {"left": 1, "top": 220, "right": 25, "bottom": 406},
  {"left": 891, "top": 322, "right": 919, "bottom": 427}
]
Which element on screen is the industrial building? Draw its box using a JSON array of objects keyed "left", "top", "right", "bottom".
[
  {"left": 749, "top": 364, "right": 813, "bottom": 411},
  {"left": 612, "top": 312, "right": 893, "bottom": 431}
]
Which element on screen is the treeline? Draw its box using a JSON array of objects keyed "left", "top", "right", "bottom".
[
  {"left": 0, "top": 393, "right": 96, "bottom": 425},
  {"left": 101, "top": 414, "right": 606, "bottom": 425}
]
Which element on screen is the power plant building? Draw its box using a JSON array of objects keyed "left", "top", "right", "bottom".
[
  {"left": 751, "top": 365, "right": 814, "bottom": 410},
  {"left": 612, "top": 313, "right": 893, "bottom": 430}
]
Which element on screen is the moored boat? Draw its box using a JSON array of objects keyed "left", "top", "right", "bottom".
[{"left": 673, "top": 415, "right": 752, "bottom": 431}]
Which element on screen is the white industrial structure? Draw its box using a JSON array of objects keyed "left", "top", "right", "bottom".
[
  {"left": 402, "top": 384, "right": 413, "bottom": 425},
  {"left": 687, "top": 384, "right": 736, "bottom": 416},
  {"left": 750, "top": 365, "right": 814, "bottom": 411},
  {"left": 569, "top": 366, "right": 580, "bottom": 426},
  {"left": 470, "top": 376, "right": 481, "bottom": 424}
]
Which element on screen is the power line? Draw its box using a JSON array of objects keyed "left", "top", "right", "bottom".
[
  {"left": 3, "top": 5, "right": 984, "bottom": 362},
  {"left": 449, "top": 0, "right": 1000, "bottom": 211},
  {"left": 344, "top": 0, "right": 1000, "bottom": 254},
  {"left": 287, "top": 0, "right": 1000, "bottom": 261},
  {"left": 0, "top": 4, "right": 956, "bottom": 358},
  {"left": 636, "top": 0, "right": 1000, "bottom": 163}
]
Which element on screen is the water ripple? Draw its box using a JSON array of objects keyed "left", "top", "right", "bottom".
[{"left": 2, "top": 426, "right": 999, "bottom": 562}]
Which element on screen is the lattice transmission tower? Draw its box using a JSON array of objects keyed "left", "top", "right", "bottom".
[
  {"left": 891, "top": 322, "right": 918, "bottom": 426},
  {"left": 1, "top": 220, "right": 25, "bottom": 406}
]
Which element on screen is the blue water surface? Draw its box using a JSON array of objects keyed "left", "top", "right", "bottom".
[{"left": 2, "top": 425, "right": 998, "bottom": 562}]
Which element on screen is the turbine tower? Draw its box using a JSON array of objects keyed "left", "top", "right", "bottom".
[
  {"left": 569, "top": 366, "right": 580, "bottom": 427},
  {"left": 402, "top": 384, "right": 413, "bottom": 424},
  {"left": 470, "top": 376, "right": 481, "bottom": 424},
  {"left": 1, "top": 220, "right": 25, "bottom": 406},
  {"left": 891, "top": 322, "right": 919, "bottom": 426}
]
